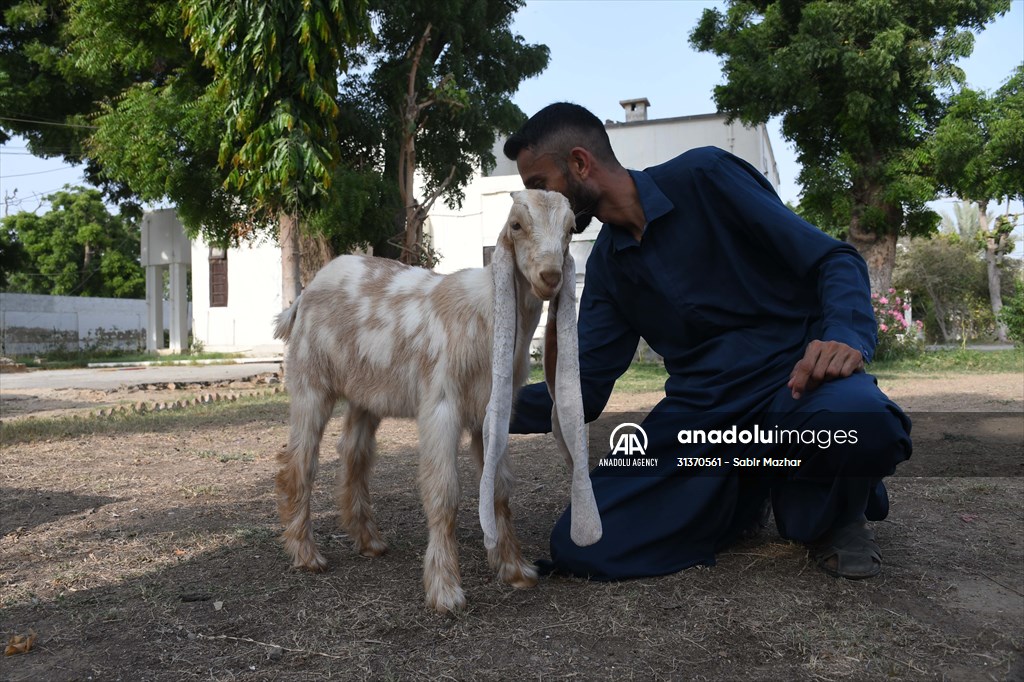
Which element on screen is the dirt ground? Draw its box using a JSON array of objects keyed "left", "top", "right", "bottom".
[{"left": 1, "top": 371, "right": 1021, "bottom": 681}]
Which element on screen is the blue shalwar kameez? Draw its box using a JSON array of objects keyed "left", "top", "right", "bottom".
[{"left": 510, "top": 146, "right": 912, "bottom": 580}]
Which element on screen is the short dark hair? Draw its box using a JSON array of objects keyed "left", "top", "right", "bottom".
[{"left": 503, "top": 102, "right": 618, "bottom": 165}]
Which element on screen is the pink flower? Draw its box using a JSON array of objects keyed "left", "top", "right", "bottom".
[
  {"left": 888, "top": 288, "right": 896, "bottom": 294},
  {"left": 879, "top": 297, "right": 889, "bottom": 305},
  {"left": 879, "top": 323, "right": 889, "bottom": 332}
]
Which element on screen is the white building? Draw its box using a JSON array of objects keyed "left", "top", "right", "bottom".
[{"left": 190, "top": 101, "right": 780, "bottom": 354}]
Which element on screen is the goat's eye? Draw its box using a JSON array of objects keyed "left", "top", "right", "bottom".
[{"left": 511, "top": 221, "right": 522, "bottom": 231}]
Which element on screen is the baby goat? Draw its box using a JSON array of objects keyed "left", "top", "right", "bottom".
[{"left": 273, "top": 190, "right": 601, "bottom": 614}]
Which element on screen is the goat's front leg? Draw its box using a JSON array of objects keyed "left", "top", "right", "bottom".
[
  {"left": 277, "top": 385, "right": 335, "bottom": 571},
  {"left": 470, "top": 429, "right": 538, "bottom": 589},
  {"left": 418, "top": 400, "right": 466, "bottom": 614},
  {"left": 335, "top": 404, "right": 387, "bottom": 557}
]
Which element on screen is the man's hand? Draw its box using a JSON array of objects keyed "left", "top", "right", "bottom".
[{"left": 788, "top": 340, "right": 864, "bottom": 400}]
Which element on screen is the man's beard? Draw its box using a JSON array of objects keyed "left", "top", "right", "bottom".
[{"left": 566, "top": 174, "right": 600, "bottom": 233}]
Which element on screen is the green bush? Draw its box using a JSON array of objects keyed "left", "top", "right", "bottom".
[{"left": 999, "top": 283, "right": 1024, "bottom": 346}]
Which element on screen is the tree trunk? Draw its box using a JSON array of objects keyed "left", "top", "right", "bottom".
[
  {"left": 82, "top": 242, "right": 93, "bottom": 293},
  {"left": 847, "top": 215, "right": 897, "bottom": 294},
  {"left": 299, "top": 232, "right": 335, "bottom": 286},
  {"left": 924, "top": 280, "right": 952, "bottom": 343},
  {"left": 280, "top": 212, "right": 302, "bottom": 309},
  {"left": 846, "top": 175, "right": 901, "bottom": 294},
  {"left": 396, "top": 24, "right": 432, "bottom": 266},
  {"left": 977, "top": 200, "right": 1008, "bottom": 343},
  {"left": 398, "top": 124, "right": 418, "bottom": 265},
  {"left": 985, "top": 244, "right": 1007, "bottom": 342}
]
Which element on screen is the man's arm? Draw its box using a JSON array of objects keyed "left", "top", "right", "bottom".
[
  {"left": 788, "top": 250, "right": 874, "bottom": 399},
  {"left": 702, "top": 150, "right": 876, "bottom": 398}
]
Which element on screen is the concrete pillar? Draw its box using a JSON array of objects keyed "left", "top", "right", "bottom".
[
  {"left": 169, "top": 262, "right": 189, "bottom": 353},
  {"left": 142, "top": 209, "right": 192, "bottom": 354},
  {"left": 145, "top": 265, "right": 165, "bottom": 352}
]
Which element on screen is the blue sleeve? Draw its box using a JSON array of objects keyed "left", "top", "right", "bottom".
[
  {"left": 703, "top": 152, "right": 877, "bottom": 362},
  {"left": 509, "top": 253, "right": 639, "bottom": 434},
  {"left": 817, "top": 252, "right": 877, "bottom": 362}
]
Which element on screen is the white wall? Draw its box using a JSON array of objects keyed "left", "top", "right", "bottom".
[
  {"left": 190, "top": 237, "right": 285, "bottom": 354},
  {"left": 487, "top": 112, "right": 780, "bottom": 191},
  {"left": 0, "top": 293, "right": 187, "bottom": 356},
  {"left": 606, "top": 115, "right": 780, "bottom": 189}
]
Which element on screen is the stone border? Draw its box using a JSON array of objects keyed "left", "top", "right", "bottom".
[{"left": 87, "top": 386, "right": 286, "bottom": 419}]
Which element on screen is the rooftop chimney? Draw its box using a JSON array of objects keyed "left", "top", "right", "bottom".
[{"left": 619, "top": 97, "right": 651, "bottom": 122}]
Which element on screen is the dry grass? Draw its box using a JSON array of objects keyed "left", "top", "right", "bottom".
[{"left": 1, "top": 377, "right": 1022, "bottom": 681}]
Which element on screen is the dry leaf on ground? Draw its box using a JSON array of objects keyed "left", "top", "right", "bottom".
[{"left": 5, "top": 630, "right": 37, "bottom": 656}]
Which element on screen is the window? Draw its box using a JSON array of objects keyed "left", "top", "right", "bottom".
[{"left": 209, "top": 247, "right": 228, "bottom": 307}]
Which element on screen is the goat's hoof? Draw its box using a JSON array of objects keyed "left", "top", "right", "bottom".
[
  {"left": 356, "top": 537, "right": 388, "bottom": 557},
  {"left": 498, "top": 561, "right": 539, "bottom": 589},
  {"left": 426, "top": 584, "right": 466, "bottom": 615},
  {"left": 290, "top": 547, "right": 328, "bottom": 572}
]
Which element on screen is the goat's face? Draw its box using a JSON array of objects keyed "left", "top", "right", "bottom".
[{"left": 502, "top": 190, "right": 576, "bottom": 301}]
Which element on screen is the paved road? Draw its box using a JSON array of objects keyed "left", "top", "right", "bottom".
[{"left": 0, "top": 361, "right": 282, "bottom": 392}]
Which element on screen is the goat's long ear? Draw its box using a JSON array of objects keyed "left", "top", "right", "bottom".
[
  {"left": 480, "top": 230, "right": 516, "bottom": 550},
  {"left": 545, "top": 250, "right": 602, "bottom": 547}
]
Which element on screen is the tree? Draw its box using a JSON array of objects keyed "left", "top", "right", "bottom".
[
  {"left": 690, "top": 0, "right": 1011, "bottom": 293},
  {"left": 0, "top": 220, "right": 27, "bottom": 289},
  {"left": 5, "top": 0, "right": 548, "bottom": 309},
  {"left": 0, "top": 0, "right": 163, "bottom": 207},
  {"left": 925, "top": 67, "right": 1023, "bottom": 341},
  {"left": 183, "top": 0, "right": 371, "bottom": 306},
  {"left": 940, "top": 201, "right": 988, "bottom": 242},
  {"left": 1, "top": 187, "right": 145, "bottom": 297},
  {"left": 346, "top": 0, "right": 548, "bottom": 264},
  {"left": 895, "top": 235, "right": 968, "bottom": 344},
  {"left": 988, "top": 65, "right": 1024, "bottom": 201},
  {"left": 67, "top": 0, "right": 248, "bottom": 241},
  {"left": 0, "top": 1, "right": 97, "bottom": 155},
  {"left": 999, "top": 275, "right": 1024, "bottom": 346}
]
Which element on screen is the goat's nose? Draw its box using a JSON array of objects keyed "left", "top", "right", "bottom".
[{"left": 540, "top": 269, "right": 561, "bottom": 289}]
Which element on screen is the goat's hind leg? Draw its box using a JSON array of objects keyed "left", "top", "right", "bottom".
[
  {"left": 418, "top": 401, "right": 466, "bottom": 614},
  {"left": 470, "top": 429, "right": 539, "bottom": 589},
  {"left": 335, "top": 404, "right": 387, "bottom": 557},
  {"left": 276, "top": 382, "right": 335, "bottom": 571}
]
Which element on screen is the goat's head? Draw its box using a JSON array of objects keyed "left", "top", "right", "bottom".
[
  {"left": 500, "top": 190, "right": 576, "bottom": 301},
  {"left": 480, "top": 189, "right": 602, "bottom": 552}
]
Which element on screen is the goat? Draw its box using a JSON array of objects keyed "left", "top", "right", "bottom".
[{"left": 273, "top": 189, "right": 601, "bottom": 614}]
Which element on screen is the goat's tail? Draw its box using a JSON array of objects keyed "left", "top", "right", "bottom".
[{"left": 274, "top": 295, "right": 302, "bottom": 342}]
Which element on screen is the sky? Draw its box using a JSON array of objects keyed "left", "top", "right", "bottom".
[{"left": 1, "top": 0, "right": 1022, "bottom": 224}]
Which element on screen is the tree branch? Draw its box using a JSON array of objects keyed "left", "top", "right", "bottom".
[{"left": 420, "top": 165, "right": 458, "bottom": 216}]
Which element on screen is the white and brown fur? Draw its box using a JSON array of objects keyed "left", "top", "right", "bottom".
[{"left": 273, "top": 190, "right": 600, "bottom": 614}]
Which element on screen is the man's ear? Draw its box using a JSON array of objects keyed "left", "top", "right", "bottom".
[{"left": 568, "top": 147, "right": 592, "bottom": 180}]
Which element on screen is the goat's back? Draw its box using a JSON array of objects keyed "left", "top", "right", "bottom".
[{"left": 284, "top": 255, "right": 496, "bottom": 422}]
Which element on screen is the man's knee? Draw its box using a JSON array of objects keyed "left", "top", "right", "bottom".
[{"left": 772, "top": 372, "right": 912, "bottom": 477}]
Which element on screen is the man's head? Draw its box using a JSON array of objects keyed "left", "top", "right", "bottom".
[{"left": 503, "top": 103, "right": 620, "bottom": 233}]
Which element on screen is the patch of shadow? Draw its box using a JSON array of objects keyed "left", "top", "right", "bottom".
[
  {"left": 0, "top": 488, "right": 118, "bottom": 536},
  {"left": 0, "top": 392, "right": 99, "bottom": 417}
]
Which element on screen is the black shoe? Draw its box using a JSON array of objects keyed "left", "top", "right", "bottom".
[{"left": 807, "top": 517, "right": 882, "bottom": 580}]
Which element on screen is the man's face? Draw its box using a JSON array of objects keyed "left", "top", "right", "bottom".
[{"left": 516, "top": 147, "right": 598, "bottom": 233}]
